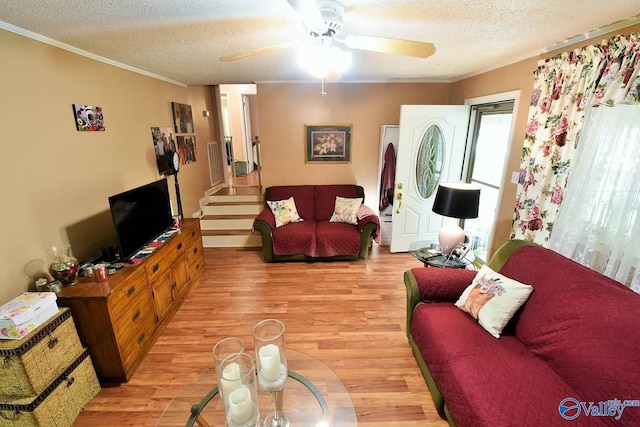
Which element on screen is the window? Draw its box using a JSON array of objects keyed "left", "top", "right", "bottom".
[
  {"left": 463, "top": 102, "right": 514, "bottom": 261},
  {"left": 548, "top": 104, "right": 640, "bottom": 293}
]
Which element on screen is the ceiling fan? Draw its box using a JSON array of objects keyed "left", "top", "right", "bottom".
[{"left": 220, "top": 0, "right": 436, "bottom": 80}]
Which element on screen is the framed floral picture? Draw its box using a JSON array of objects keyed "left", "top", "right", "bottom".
[{"left": 305, "top": 125, "right": 352, "bottom": 163}]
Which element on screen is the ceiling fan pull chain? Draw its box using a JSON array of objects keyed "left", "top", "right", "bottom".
[{"left": 320, "top": 76, "right": 327, "bottom": 96}]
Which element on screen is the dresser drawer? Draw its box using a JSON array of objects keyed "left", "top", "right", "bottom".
[
  {"left": 182, "top": 221, "right": 202, "bottom": 247},
  {"left": 108, "top": 267, "right": 148, "bottom": 318},
  {"left": 113, "top": 287, "right": 157, "bottom": 369},
  {"left": 145, "top": 234, "right": 186, "bottom": 283},
  {"left": 186, "top": 248, "right": 205, "bottom": 282}
]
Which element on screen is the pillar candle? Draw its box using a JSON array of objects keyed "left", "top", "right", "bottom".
[
  {"left": 228, "top": 385, "right": 254, "bottom": 424},
  {"left": 258, "top": 344, "right": 281, "bottom": 382},
  {"left": 220, "top": 362, "right": 242, "bottom": 396}
]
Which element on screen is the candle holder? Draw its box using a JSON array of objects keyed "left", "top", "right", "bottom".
[
  {"left": 213, "top": 337, "right": 245, "bottom": 406},
  {"left": 219, "top": 352, "right": 260, "bottom": 427},
  {"left": 253, "top": 319, "right": 288, "bottom": 427}
]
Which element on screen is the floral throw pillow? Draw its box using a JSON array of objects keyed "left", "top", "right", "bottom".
[
  {"left": 329, "top": 196, "right": 363, "bottom": 225},
  {"left": 267, "top": 197, "right": 303, "bottom": 228},
  {"left": 455, "top": 265, "right": 533, "bottom": 338}
]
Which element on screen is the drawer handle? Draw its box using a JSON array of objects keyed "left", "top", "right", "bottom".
[
  {"left": 152, "top": 264, "right": 159, "bottom": 273},
  {"left": 132, "top": 310, "right": 141, "bottom": 322},
  {"left": 137, "top": 333, "right": 146, "bottom": 345},
  {"left": 192, "top": 247, "right": 198, "bottom": 255},
  {"left": 126, "top": 286, "right": 136, "bottom": 297},
  {"left": 177, "top": 242, "right": 183, "bottom": 250},
  {"left": 171, "top": 282, "right": 177, "bottom": 290},
  {"left": 66, "top": 377, "right": 75, "bottom": 388},
  {"left": 195, "top": 263, "right": 200, "bottom": 271},
  {"left": 191, "top": 230, "right": 195, "bottom": 237},
  {"left": 48, "top": 336, "right": 59, "bottom": 349}
]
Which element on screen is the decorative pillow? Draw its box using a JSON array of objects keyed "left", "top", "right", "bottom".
[
  {"left": 455, "top": 265, "right": 533, "bottom": 338},
  {"left": 329, "top": 196, "right": 363, "bottom": 225},
  {"left": 267, "top": 197, "right": 303, "bottom": 228}
]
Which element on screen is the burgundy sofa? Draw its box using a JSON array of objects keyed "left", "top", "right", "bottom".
[
  {"left": 253, "top": 185, "right": 380, "bottom": 262},
  {"left": 405, "top": 240, "right": 640, "bottom": 427}
]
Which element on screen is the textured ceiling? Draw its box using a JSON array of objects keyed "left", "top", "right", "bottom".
[{"left": 0, "top": 0, "right": 638, "bottom": 86}]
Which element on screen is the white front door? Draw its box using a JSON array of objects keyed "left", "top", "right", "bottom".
[{"left": 390, "top": 105, "right": 470, "bottom": 252}]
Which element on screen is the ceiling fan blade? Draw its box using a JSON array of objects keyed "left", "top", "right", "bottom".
[
  {"left": 344, "top": 35, "right": 436, "bottom": 58},
  {"left": 286, "top": 0, "right": 326, "bottom": 33},
  {"left": 220, "top": 40, "right": 300, "bottom": 62}
]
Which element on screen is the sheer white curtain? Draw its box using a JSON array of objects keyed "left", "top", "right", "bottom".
[{"left": 548, "top": 104, "right": 640, "bottom": 293}]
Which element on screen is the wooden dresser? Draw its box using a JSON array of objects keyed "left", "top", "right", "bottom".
[{"left": 56, "top": 219, "right": 205, "bottom": 383}]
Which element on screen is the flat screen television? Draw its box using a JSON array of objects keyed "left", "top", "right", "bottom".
[{"left": 108, "top": 178, "right": 173, "bottom": 262}]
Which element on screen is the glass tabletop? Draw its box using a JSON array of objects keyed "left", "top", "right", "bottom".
[
  {"left": 408, "top": 240, "right": 474, "bottom": 269},
  {"left": 157, "top": 349, "right": 357, "bottom": 427}
]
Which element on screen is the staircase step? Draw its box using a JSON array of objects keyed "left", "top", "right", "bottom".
[
  {"left": 201, "top": 230, "right": 261, "bottom": 248},
  {"left": 203, "top": 202, "right": 262, "bottom": 216},
  {"left": 200, "top": 215, "right": 255, "bottom": 230},
  {"left": 209, "top": 194, "right": 262, "bottom": 203}
]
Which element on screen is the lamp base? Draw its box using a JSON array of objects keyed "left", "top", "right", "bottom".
[{"left": 438, "top": 224, "right": 465, "bottom": 254}]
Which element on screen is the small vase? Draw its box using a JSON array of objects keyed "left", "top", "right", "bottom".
[{"left": 48, "top": 244, "right": 79, "bottom": 286}]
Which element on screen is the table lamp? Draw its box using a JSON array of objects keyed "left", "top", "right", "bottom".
[{"left": 432, "top": 183, "right": 480, "bottom": 254}]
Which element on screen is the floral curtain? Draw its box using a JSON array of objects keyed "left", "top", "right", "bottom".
[{"left": 512, "top": 32, "right": 640, "bottom": 244}]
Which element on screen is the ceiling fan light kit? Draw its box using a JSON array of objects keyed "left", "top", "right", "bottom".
[
  {"left": 219, "top": 0, "right": 436, "bottom": 93},
  {"left": 298, "top": 38, "right": 352, "bottom": 79}
]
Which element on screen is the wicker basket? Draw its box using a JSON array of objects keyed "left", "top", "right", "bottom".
[
  {"left": 0, "top": 309, "right": 84, "bottom": 398},
  {"left": 0, "top": 350, "right": 100, "bottom": 427}
]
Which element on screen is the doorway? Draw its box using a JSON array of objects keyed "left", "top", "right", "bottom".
[{"left": 219, "top": 85, "right": 262, "bottom": 188}]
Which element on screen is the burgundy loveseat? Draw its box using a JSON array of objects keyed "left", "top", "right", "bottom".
[
  {"left": 252, "top": 185, "right": 379, "bottom": 262},
  {"left": 405, "top": 240, "right": 640, "bottom": 427}
]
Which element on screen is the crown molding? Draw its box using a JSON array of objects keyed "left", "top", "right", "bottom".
[{"left": 0, "top": 20, "right": 187, "bottom": 88}]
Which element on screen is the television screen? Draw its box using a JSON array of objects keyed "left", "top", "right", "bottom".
[{"left": 108, "top": 178, "right": 173, "bottom": 261}]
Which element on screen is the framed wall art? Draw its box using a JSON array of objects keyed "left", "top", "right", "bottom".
[
  {"left": 177, "top": 135, "right": 197, "bottom": 165},
  {"left": 72, "top": 104, "right": 105, "bottom": 131},
  {"left": 171, "top": 102, "right": 194, "bottom": 134},
  {"left": 305, "top": 124, "right": 352, "bottom": 163},
  {"left": 150, "top": 126, "right": 176, "bottom": 175}
]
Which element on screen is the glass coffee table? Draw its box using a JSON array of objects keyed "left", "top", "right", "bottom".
[
  {"left": 157, "top": 349, "right": 357, "bottom": 427},
  {"left": 408, "top": 240, "right": 475, "bottom": 269}
]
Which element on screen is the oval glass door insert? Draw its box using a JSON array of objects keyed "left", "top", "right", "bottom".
[{"left": 416, "top": 125, "right": 444, "bottom": 198}]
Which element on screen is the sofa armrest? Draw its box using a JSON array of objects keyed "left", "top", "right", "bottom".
[
  {"left": 356, "top": 205, "right": 380, "bottom": 242},
  {"left": 404, "top": 267, "right": 477, "bottom": 336},
  {"left": 253, "top": 209, "right": 276, "bottom": 262},
  {"left": 254, "top": 208, "right": 276, "bottom": 230}
]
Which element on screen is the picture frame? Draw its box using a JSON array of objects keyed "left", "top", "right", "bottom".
[
  {"left": 150, "top": 126, "right": 176, "bottom": 176},
  {"left": 177, "top": 135, "right": 197, "bottom": 165},
  {"left": 72, "top": 103, "right": 105, "bottom": 131},
  {"left": 305, "top": 124, "right": 352, "bottom": 163},
  {"left": 171, "top": 102, "right": 195, "bottom": 134}
]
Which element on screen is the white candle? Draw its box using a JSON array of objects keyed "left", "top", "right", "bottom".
[
  {"left": 228, "top": 385, "right": 254, "bottom": 424},
  {"left": 258, "top": 344, "right": 281, "bottom": 382},
  {"left": 220, "top": 362, "right": 242, "bottom": 397}
]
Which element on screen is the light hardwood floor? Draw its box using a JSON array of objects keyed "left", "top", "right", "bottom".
[{"left": 74, "top": 245, "right": 449, "bottom": 427}]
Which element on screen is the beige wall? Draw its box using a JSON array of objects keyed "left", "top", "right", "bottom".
[
  {"left": 256, "top": 82, "right": 451, "bottom": 205},
  {"left": 0, "top": 29, "right": 214, "bottom": 303}
]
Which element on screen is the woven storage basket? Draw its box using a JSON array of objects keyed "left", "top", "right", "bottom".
[
  {"left": 0, "top": 350, "right": 100, "bottom": 427},
  {"left": 0, "top": 309, "right": 84, "bottom": 398}
]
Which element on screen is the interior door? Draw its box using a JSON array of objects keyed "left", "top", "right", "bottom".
[{"left": 390, "top": 105, "right": 471, "bottom": 252}]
